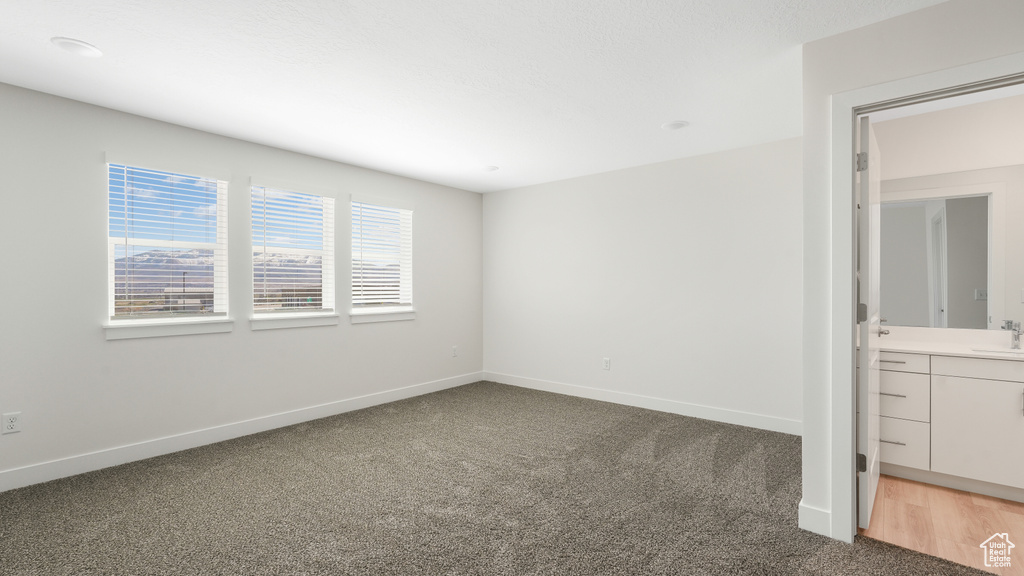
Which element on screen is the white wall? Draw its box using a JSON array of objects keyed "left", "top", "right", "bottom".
[
  {"left": 872, "top": 89, "right": 1024, "bottom": 330},
  {"left": 482, "top": 138, "right": 803, "bottom": 434},
  {"left": 802, "top": 0, "right": 1024, "bottom": 540},
  {"left": 872, "top": 92, "right": 1024, "bottom": 331},
  {"left": 873, "top": 93, "right": 1024, "bottom": 181},
  {"left": 0, "top": 83, "right": 483, "bottom": 491}
]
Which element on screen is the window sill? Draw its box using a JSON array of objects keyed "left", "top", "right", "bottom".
[
  {"left": 250, "top": 313, "right": 340, "bottom": 331},
  {"left": 350, "top": 307, "right": 416, "bottom": 324},
  {"left": 104, "top": 317, "right": 234, "bottom": 340}
]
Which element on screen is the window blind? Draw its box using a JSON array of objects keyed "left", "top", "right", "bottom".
[
  {"left": 252, "top": 186, "right": 335, "bottom": 313},
  {"left": 108, "top": 164, "right": 228, "bottom": 319},
  {"left": 351, "top": 201, "right": 412, "bottom": 308}
]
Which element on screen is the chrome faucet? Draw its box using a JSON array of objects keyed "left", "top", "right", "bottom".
[{"left": 1003, "top": 320, "right": 1023, "bottom": 349}]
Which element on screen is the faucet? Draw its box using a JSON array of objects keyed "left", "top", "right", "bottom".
[{"left": 1003, "top": 320, "right": 1023, "bottom": 349}]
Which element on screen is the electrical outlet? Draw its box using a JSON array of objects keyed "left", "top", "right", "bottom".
[
  {"left": 2, "top": 412, "right": 21, "bottom": 434},
  {"left": 602, "top": 357, "right": 611, "bottom": 370},
  {"left": 452, "top": 345, "right": 458, "bottom": 358}
]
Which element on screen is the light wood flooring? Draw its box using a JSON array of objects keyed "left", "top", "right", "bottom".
[{"left": 860, "top": 475, "right": 1024, "bottom": 575}]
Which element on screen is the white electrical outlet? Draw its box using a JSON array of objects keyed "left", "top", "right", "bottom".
[
  {"left": 602, "top": 357, "right": 611, "bottom": 370},
  {"left": 2, "top": 412, "right": 21, "bottom": 434},
  {"left": 452, "top": 345, "right": 458, "bottom": 357}
]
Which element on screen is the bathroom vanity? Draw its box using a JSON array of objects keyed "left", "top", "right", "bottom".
[{"left": 876, "top": 340, "right": 1024, "bottom": 501}]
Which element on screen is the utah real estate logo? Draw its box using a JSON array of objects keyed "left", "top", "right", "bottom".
[{"left": 980, "top": 533, "right": 1014, "bottom": 569}]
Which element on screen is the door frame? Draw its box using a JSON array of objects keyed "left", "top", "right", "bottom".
[
  {"left": 928, "top": 204, "right": 948, "bottom": 328},
  {"left": 827, "top": 53, "right": 1024, "bottom": 542}
]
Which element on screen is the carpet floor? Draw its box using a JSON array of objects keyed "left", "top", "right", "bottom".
[{"left": 0, "top": 381, "right": 986, "bottom": 575}]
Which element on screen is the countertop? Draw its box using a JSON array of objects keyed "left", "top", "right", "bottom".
[{"left": 879, "top": 339, "right": 1024, "bottom": 361}]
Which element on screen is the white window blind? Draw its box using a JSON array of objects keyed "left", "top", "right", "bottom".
[
  {"left": 252, "top": 186, "right": 335, "bottom": 313},
  {"left": 108, "top": 164, "right": 228, "bottom": 320},
  {"left": 351, "top": 200, "right": 412, "bottom": 308}
]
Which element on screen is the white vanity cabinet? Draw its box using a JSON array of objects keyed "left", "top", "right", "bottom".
[
  {"left": 930, "top": 356, "right": 1024, "bottom": 490},
  {"left": 878, "top": 352, "right": 931, "bottom": 470}
]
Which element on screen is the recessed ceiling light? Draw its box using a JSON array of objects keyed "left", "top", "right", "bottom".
[
  {"left": 483, "top": 166, "right": 500, "bottom": 172},
  {"left": 661, "top": 120, "right": 690, "bottom": 131},
  {"left": 51, "top": 37, "right": 103, "bottom": 58}
]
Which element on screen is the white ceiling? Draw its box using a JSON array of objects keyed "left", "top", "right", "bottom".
[{"left": 0, "top": 0, "right": 948, "bottom": 193}]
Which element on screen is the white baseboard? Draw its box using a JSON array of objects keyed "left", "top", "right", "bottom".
[
  {"left": 0, "top": 371, "right": 483, "bottom": 493},
  {"left": 484, "top": 372, "right": 802, "bottom": 435},
  {"left": 798, "top": 500, "right": 834, "bottom": 539}
]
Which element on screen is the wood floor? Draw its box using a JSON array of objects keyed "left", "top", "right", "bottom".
[{"left": 860, "top": 475, "right": 1024, "bottom": 575}]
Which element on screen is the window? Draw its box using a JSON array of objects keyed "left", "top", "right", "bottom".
[
  {"left": 351, "top": 198, "right": 413, "bottom": 318},
  {"left": 252, "top": 185, "right": 335, "bottom": 314},
  {"left": 108, "top": 164, "right": 227, "bottom": 320}
]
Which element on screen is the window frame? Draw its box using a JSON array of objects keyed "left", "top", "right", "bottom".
[
  {"left": 350, "top": 194, "right": 415, "bottom": 324},
  {"left": 250, "top": 182, "right": 338, "bottom": 331},
  {"left": 104, "top": 161, "right": 232, "bottom": 340}
]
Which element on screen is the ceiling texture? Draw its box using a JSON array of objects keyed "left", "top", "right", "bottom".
[{"left": 0, "top": 0, "right": 947, "bottom": 192}]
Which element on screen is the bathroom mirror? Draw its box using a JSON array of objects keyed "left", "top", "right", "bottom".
[
  {"left": 877, "top": 169, "right": 1021, "bottom": 330},
  {"left": 880, "top": 194, "right": 990, "bottom": 329},
  {"left": 870, "top": 84, "right": 1024, "bottom": 332}
]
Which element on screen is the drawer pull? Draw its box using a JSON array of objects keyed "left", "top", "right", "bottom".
[
  {"left": 880, "top": 392, "right": 908, "bottom": 398},
  {"left": 880, "top": 439, "right": 907, "bottom": 446},
  {"left": 880, "top": 360, "right": 907, "bottom": 364}
]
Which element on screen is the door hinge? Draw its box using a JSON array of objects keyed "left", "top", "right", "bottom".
[
  {"left": 856, "top": 152, "right": 868, "bottom": 172},
  {"left": 857, "top": 453, "right": 867, "bottom": 473}
]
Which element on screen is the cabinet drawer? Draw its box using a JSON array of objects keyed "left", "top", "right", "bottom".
[
  {"left": 879, "top": 416, "right": 930, "bottom": 470},
  {"left": 879, "top": 351, "right": 930, "bottom": 374},
  {"left": 879, "top": 371, "right": 930, "bottom": 422},
  {"left": 932, "top": 355, "right": 1024, "bottom": 382}
]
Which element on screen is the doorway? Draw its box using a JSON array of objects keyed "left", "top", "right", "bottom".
[
  {"left": 851, "top": 76, "right": 1024, "bottom": 571},
  {"left": 823, "top": 52, "right": 1024, "bottom": 543}
]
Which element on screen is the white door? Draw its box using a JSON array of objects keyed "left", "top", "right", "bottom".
[{"left": 857, "top": 115, "right": 882, "bottom": 531}]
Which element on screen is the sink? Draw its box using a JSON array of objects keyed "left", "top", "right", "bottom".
[{"left": 971, "top": 348, "right": 1024, "bottom": 355}]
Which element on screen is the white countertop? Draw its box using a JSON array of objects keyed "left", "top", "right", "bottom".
[{"left": 879, "top": 339, "right": 1024, "bottom": 361}]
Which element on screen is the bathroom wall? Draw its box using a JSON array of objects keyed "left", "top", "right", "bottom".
[{"left": 873, "top": 93, "right": 1024, "bottom": 181}]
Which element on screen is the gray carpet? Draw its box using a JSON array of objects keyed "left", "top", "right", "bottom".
[{"left": 0, "top": 381, "right": 985, "bottom": 575}]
